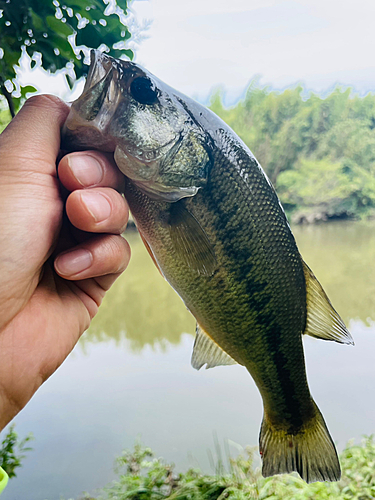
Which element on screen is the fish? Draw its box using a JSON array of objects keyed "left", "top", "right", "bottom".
[{"left": 62, "top": 50, "right": 354, "bottom": 483}]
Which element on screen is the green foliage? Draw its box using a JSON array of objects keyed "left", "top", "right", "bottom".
[
  {"left": 0, "top": 0, "right": 133, "bottom": 117},
  {"left": 93, "top": 442, "right": 260, "bottom": 500},
  {"left": 96, "top": 443, "right": 182, "bottom": 499},
  {"left": 80, "top": 437, "right": 375, "bottom": 500},
  {"left": 0, "top": 424, "right": 33, "bottom": 479},
  {"left": 210, "top": 85, "right": 375, "bottom": 222},
  {"left": 0, "top": 100, "right": 11, "bottom": 132},
  {"left": 277, "top": 159, "right": 356, "bottom": 222},
  {"left": 339, "top": 436, "right": 375, "bottom": 500}
]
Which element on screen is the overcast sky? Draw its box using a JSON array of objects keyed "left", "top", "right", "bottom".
[{"left": 20, "top": 0, "right": 375, "bottom": 103}]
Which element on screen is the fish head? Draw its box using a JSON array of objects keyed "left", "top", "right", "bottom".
[{"left": 63, "top": 50, "right": 212, "bottom": 201}]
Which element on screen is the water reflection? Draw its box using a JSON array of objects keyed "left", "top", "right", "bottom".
[
  {"left": 294, "top": 220, "right": 375, "bottom": 326},
  {"left": 83, "top": 232, "right": 195, "bottom": 352},
  {"left": 7, "top": 221, "right": 375, "bottom": 500},
  {"left": 84, "top": 220, "right": 375, "bottom": 352}
]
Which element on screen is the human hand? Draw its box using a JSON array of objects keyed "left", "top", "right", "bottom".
[{"left": 0, "top": 95, "right": 130, "bottom": 429}]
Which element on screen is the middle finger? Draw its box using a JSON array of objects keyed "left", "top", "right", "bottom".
[{"left": 66, "top": 187, "right": 129, "bottom": 234}]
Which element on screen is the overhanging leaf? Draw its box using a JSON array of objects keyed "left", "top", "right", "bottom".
[
  {"left": 46, "top": 16, "right": 74, "bottom": 37},
  {"left": 0, "top": 0, "right": 133, "bottom": 117},
  {"left": 49, "top": 35, "right": 75, "bottom": 60},
  {"left": 20, "top": 85, "right": 38, "bottom": 98},
  {"left": 30, "top": 11, "right": 45, "bottom": 32},
  {"left": 75, "top": 23, "right": 103, "bottom": 48}
]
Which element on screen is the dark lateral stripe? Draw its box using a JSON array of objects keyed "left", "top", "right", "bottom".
[{"left": 203, "top": 153, "right": 306, "bottom": 431}]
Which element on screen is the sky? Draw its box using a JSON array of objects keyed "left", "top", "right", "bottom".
[{"left": 18, "top": 0, "right": 375, "bottom": 104}]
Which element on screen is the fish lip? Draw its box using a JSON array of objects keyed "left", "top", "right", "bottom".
[
  {"left": 62, "top": 51, "right": 122, "bottom": 150},
  {"left": 85, "top": 50, "right": 146, "bottom": 93},
  {"left": 85, "top": 50, "right": 114, "bottom": 92}
]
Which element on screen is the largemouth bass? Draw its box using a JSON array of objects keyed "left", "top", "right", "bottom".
[{"left": 62, "top": 51, "right": 353, "bottom": 483}]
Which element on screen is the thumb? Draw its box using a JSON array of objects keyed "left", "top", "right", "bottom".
[{"left": 0, "top": 95, "right": 70, "bottom": 176}]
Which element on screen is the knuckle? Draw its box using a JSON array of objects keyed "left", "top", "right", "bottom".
[
  {"left": 94, "top": 153, "right": 125, "bottom": 190},
  {"left": 104, "top": 235, "right": 130, "bottom": 273},
  {"left": 102, "top": 190, "right": 128, "bottom": 232}
]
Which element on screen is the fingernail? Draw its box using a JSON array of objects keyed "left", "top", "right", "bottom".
[
  {"left": 68, "top": 154, "right": 103, "bottom": 186},
  {"left": 55, "top": 249, "right": 93, "bottom": 276},
  {"left": 81, "top": 191, "right": 111, "bottom": 222}
]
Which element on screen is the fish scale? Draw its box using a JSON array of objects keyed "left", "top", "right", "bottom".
[
  {"left": 126, "top": 145, "right": 312, "bottom": 429},
  {"left": 62, "top": 50, "right": 354, "bottom": 483}
]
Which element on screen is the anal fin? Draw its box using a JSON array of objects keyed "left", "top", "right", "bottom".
[
  {"left": 303, "top": 261, "right": 354, "bottom": 345},
  {"left": 191, "top": 323, "right": 238, "bottom": 370}
]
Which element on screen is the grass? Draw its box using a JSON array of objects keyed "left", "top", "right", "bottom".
[{"left": 73, "top": 436, "right": 375, "bottom": 500}]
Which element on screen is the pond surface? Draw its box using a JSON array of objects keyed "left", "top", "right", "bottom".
[{"left": 3, "top": 220, "right": 375, "bottom": 500}]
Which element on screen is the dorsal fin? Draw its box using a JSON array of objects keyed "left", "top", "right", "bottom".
[
  {"left": 303, "top": 261, "right": 354, "bottom": 345},
  {"left": 191, "top": 323, "right": 238, "bottom": 370},
  {"left": 169, "top": 202, "right": 217, "bottom": 276}
]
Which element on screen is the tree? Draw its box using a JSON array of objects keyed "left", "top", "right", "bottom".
[
  {"left": 210, "top": 84, "right": 375, "bottom": 222},
  {"left": 0, "top": 0, "right": 133, "bottom": 118}
]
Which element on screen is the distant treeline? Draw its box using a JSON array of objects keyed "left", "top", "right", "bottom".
[
  {"left": 210, "top": 85, "right": 375, "bottom": 223},
  {"left": 2, "top": 84, "right": 375, "bottom": 223}
]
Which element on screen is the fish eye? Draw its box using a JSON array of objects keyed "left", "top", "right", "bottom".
[{"left": 130, "top": 77, "right": 158, "bottom": 105}]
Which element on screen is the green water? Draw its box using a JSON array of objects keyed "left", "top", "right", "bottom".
[
  {"left": 293, "top": 221, "right": 375, "bottom": 325},
  {"left": 86, "top": 220, "right": 375, "bottom": 350},
  {"left": 83, "top": 229, "right": 195, "bottom": 352},
  {"left": 4, "top": 220, "right": 375, "bottom": 500}
]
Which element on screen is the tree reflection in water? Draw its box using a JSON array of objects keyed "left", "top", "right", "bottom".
[
  {"left": 82, "top": 220, "right": 375, "bottom": 353},
  {"left": 82, "top": 232, "right": 195, "bottom": 352}
]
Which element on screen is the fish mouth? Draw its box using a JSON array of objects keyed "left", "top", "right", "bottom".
[
  {"left": 74, "top": 50, "right": 120, "bottom": 124},
  {"left": 62, "top": 52, "right": 198, "bottom": 202},
  {"left": 61, "top": 51, "right": 121, "bottom": 151},
  {"left": 84, "top": 50, "right": 115, "bottom": 93}
]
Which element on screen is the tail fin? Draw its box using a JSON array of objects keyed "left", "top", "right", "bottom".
[{"left": 259, "top": 403, "right": 341, "bottom": 483}]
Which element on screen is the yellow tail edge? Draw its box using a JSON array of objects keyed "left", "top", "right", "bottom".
[{"left": 259, "top": 403, "right": 341, "bottom": 483}]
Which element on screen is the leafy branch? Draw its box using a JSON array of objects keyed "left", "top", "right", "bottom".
[{"left": 0, "top": 0, "right": 133, "bottom": 118}]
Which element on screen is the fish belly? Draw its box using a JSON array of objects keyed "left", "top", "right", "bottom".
[{"left": 126, "top": 152, "right": 311, "bottom": 426}]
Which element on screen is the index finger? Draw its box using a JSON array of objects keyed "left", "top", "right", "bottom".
[
  {"left": 0, "top": 95, "right": 70, "bottom": 176},
  {"left": 58, "top": 151, "right": 125, "bottom": 192}
]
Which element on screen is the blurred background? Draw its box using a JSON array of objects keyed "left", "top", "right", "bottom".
[{"left": 1, "top": 1, "right": 375, "bottom": 499}]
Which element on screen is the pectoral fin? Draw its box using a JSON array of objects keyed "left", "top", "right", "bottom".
[
  {"left": 191, "top": 324, "right": 238, "bottom": 370},
  {"left": 138, "top": 229, "right": 164, "bottom": 277},
  {"left": 169, "top": 202, "right": 217, "bottom": 276},
  {"left": 303, "top": 261, "right": 354, "bottom": 345}
]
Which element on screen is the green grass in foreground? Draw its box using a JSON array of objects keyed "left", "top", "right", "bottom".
[{"left": 75, "top": 437, "right": 375, "bottom": 500}]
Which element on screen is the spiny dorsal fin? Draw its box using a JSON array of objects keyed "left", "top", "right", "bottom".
[
  {"left": 191, "top": 324, "right": 238, "bottom": 370},
  {"left": 303, "top": 261, "right": 354, "bottom": 345},
  {"left": 169, "top": 202, "right": 217, "bottom": 276}
]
